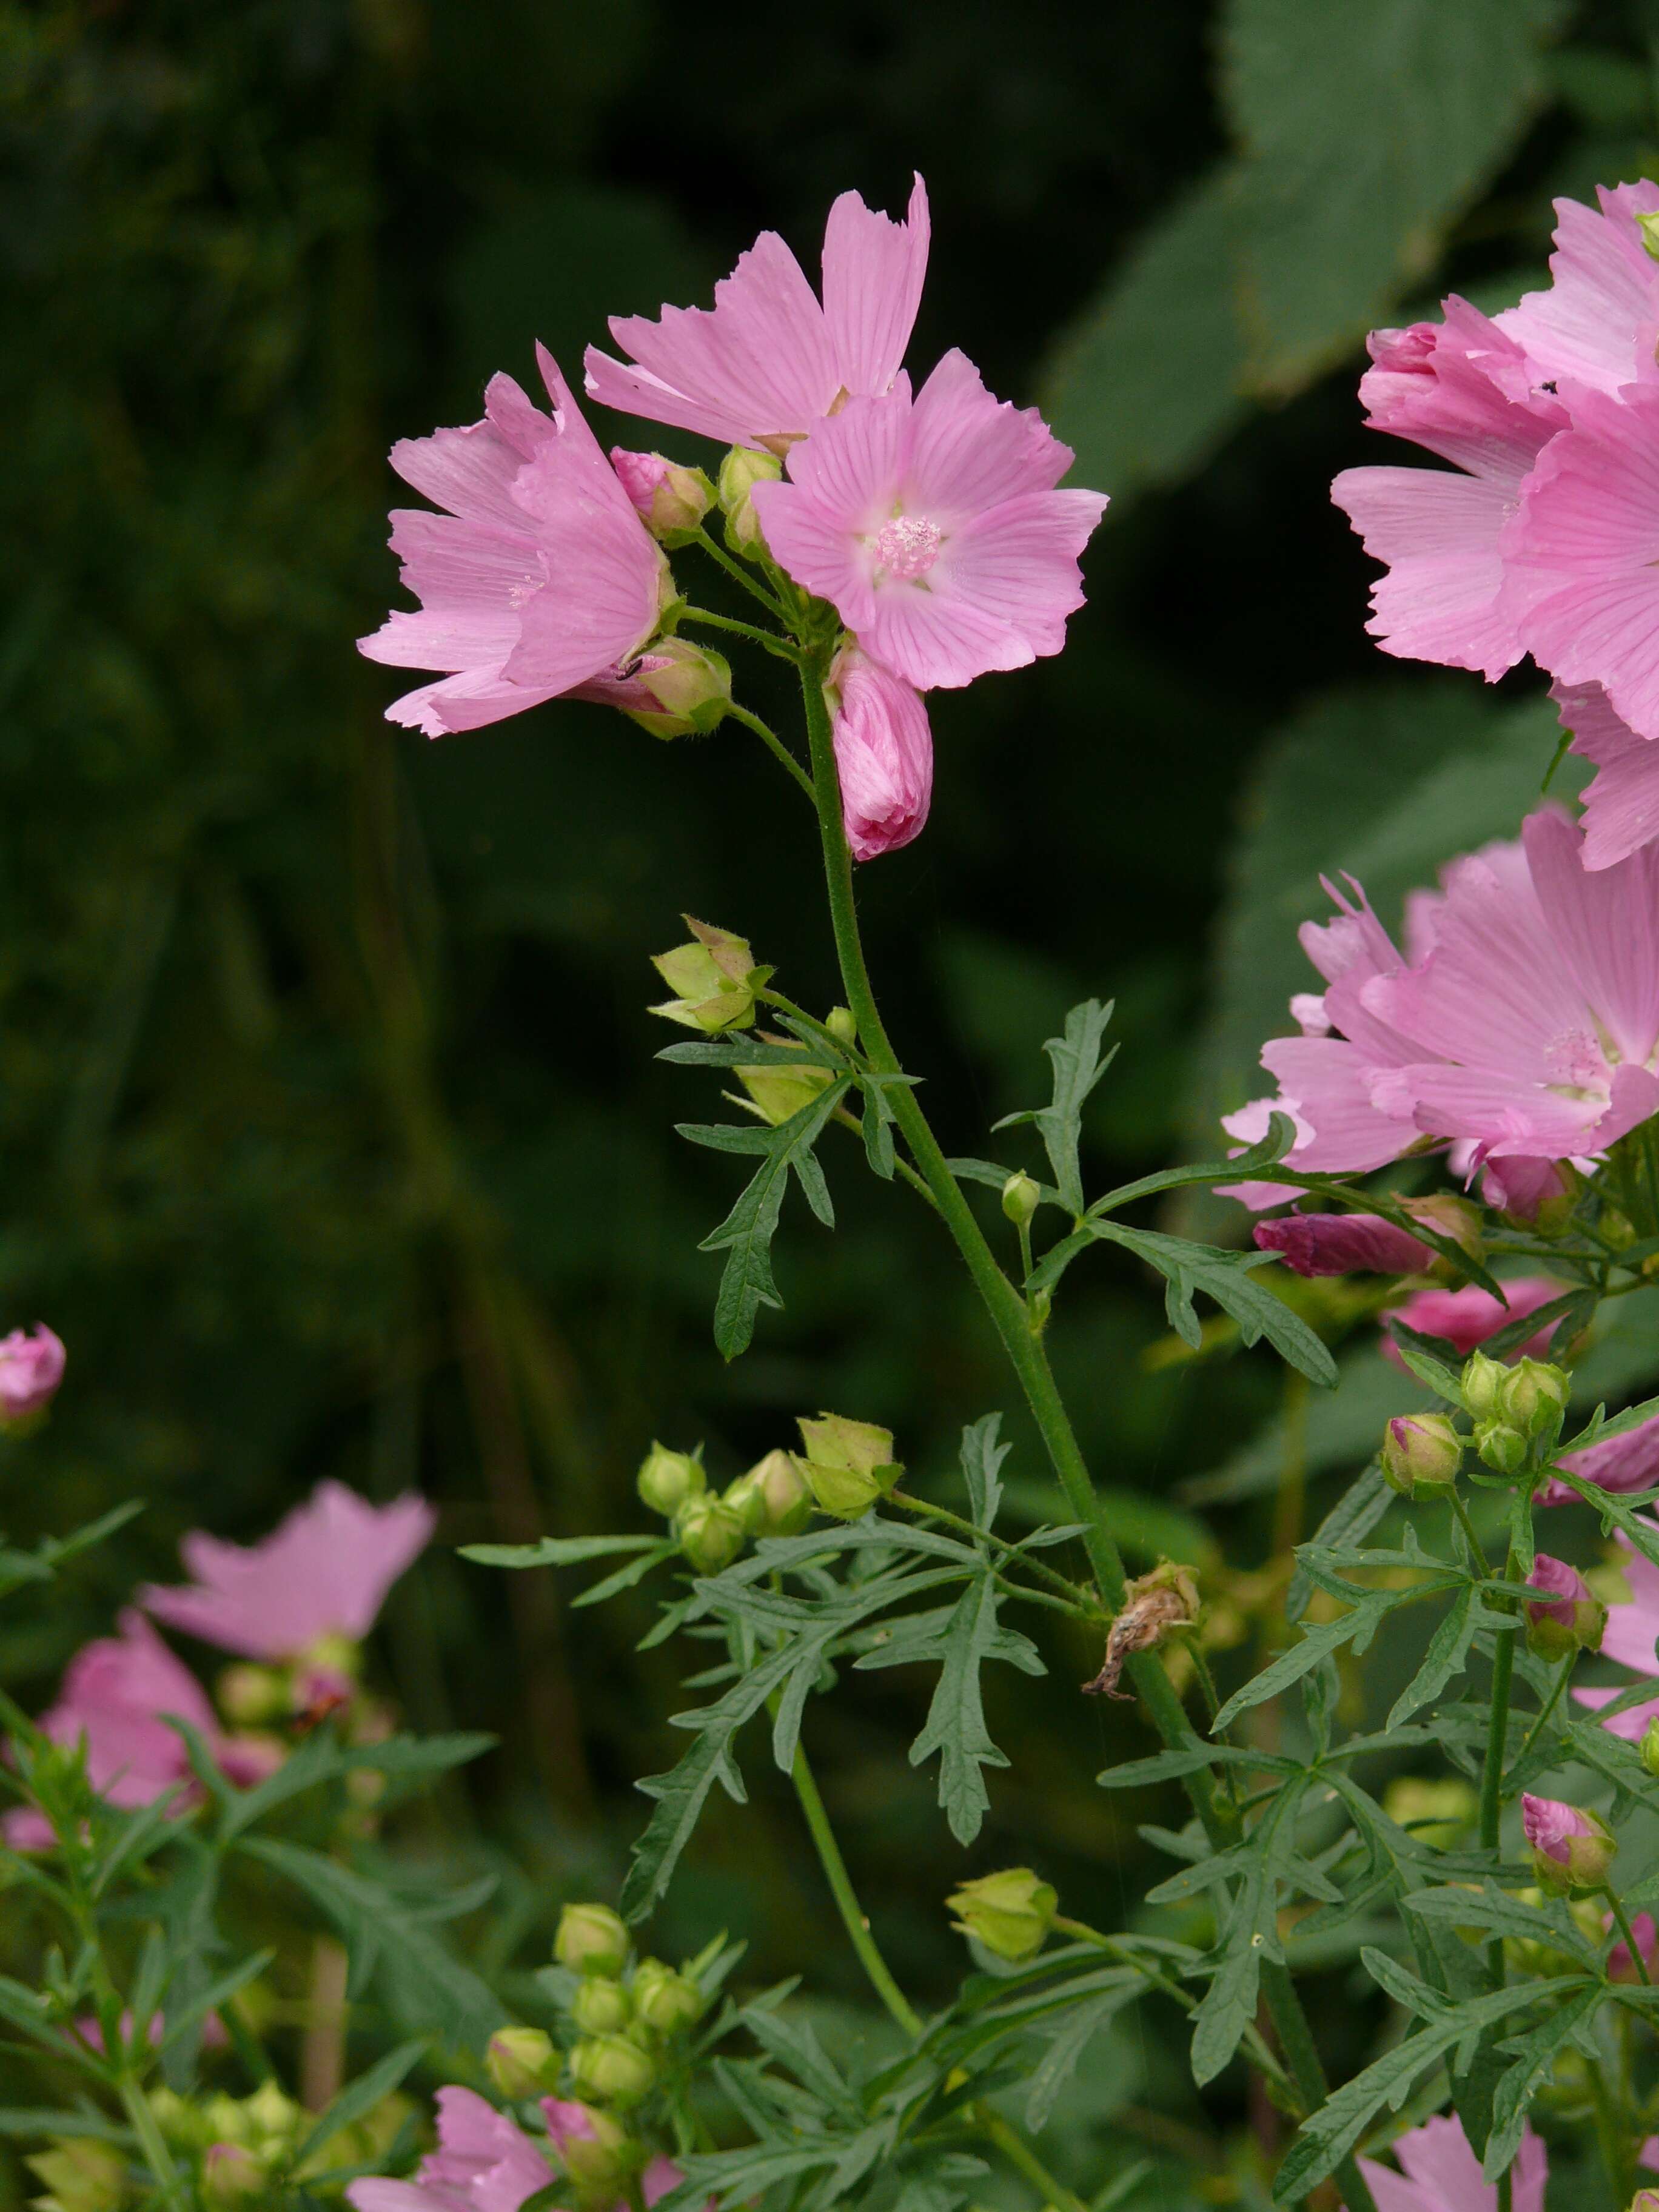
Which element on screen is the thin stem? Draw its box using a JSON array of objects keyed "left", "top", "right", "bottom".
[
  {"left": 1586, "top": 2054, "right": 1630, "bottom": 2205},
  {"left": 1271, "top": 1369, "right": 1309, "bottom": 1564},
  {"left": 830, "top": 1105, "right": 942, "bottom": 1215},
  {"left": 119, "top": 2076, "right": 187, "bottom": 2208},
  {"left": 1481, "top": 1543, "right": 1520, "bottom": 1994},
  {"left": 679, "top": 605, "right": 803, "bottom": 662},
  {"left": 1449, "top": 1489, "right": 1484, "bottom": 1561},
  {"left": 973, "top": 2105, "right": 1089, "bottom": 2212},
  {"left": 689, "top": 527, "right": 789, "bottom": 617},
  {"left": 728, "top": 703, "right": 815, "bottom": 800},
  {"left": 1509, "top": 1654, "right": 1574, "bottom": 1775},
  {"left": 1606, "top": 1886, "right": 1652, "bottom": 1986},
  {"left": 886, "top": 1487, "right": 1104, "bottom": 1615}
]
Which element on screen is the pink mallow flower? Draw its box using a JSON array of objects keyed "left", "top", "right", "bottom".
[
  {"left": 1380, "top": 1278, "right": 1563, "bottom": 1370},
  {"left": 1538, "top": 1409, "right": 1659, "bottom": 1509},
  {"left": 826, "top": 645, "right": 932, "bottom": 860},
  {"left": 358, "top": 347, "right": 669, "bottom": 739},
  {"left": 141, "top": 1481, "right": 433, "bottom": 1664},
  {"left": 1352, "top": 2114, "right": 1545, "bottom": 2212},
  {"left": 1555, "top": 682, "right": 1659, "bottom": 873},
  {"left": 3, "top": 1612, "right": 276, "bottom": 1850},
  {"left": 749, "top": 350, "right": 1107, "bottom": 691},
  {"left": 348, "top": 2090, "right": 691, "bottom": 2212},
  {"left": 1499, "top": 180, "right": 1659, "bottom": 402},
  {"left": 1253, "top": 1213, "right": 1432, "bottom": 1277},
  {"left": 584, "top": 177, "right": 929, "bottom": 454},
  {"left": 1572, "top": 1519, "right": 1659, "bottom": 1736},
  {"left": 0, "top": 1325, "right": 65, "bottom": 1421}
]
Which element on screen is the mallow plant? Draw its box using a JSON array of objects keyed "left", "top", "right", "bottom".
[{"left": 19, "top": 171, "right": 1659, "bottom": 2212}]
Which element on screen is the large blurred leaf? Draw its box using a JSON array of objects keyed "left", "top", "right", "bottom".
[{"left": 1222, "top": 0, "right": 1565, "bottom": 392}]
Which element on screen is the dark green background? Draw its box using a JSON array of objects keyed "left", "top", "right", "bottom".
[{"left": 7, "top": 0, "right": 1659, "bottom": 2180}]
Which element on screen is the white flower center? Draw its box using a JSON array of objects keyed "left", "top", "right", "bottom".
[{"left": 874, "top": 515, "right": 942, "bottom": 581}]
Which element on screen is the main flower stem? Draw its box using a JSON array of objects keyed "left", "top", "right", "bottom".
[
  {"left": 794, "top": 654, "right": 1375, "bottom": 2212},
  {"left": 788, "top": 1740, "right": 1088, "bottom": 2212}
]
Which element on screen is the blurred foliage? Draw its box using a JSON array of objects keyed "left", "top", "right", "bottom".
[{"left": 8, "top": 0, "right": 1659, "bottom": 2196}]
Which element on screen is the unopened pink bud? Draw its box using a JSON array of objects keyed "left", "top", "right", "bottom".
[
  {"left": 0, "top": 1325, "right": 66, "bottom": 1421},
  {"left": 1254, "top": 1213, "right": 1431, "bottom": 1277},
  {"left": 1480, "top": 1155, "right": 1575, "bottom": 1231},
  {"left": 1524, "top": 1554, "right": 1606, "bottom": 1658},
  {"left": 1381, "top": 1413, "right": 1461, "bottom": 1495},
  {"left": 1522, "top": 1792, "right": 1615, "bottom": 1890},
  {"left": 826, "top": 646, "right": 933, "bottom": 863},
  {"left": 609, "top": 449, "right": 713, "bottom": 540}
]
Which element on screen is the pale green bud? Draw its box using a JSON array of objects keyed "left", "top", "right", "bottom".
[
  {"left": 487, "top": 2026, "right": 561, "bottom": 2098},
  {"left": 555, "top": 1903, "right": 630, "bottom": 1977},
  {"left": 825, "top": 1006, "right": 857, "bottom": 1048},
  {"left": 1501, "top": 1357, "right": 1570, "bottom": 1444},
  {"left": 748, "top": 1446, "right": 811, "bottom": 1536},
  {"left": 1381, "top": 1412, "right": 1463, "bottom": 1496},
  {"left": 649, "top": 917, "right": 762, "bottom": 1034},
  {"left": 1474, "top": 1416, "right": 1529, "bottom": 1478},
  {"left": 201, "top": 2148, "right": 263, "bottom": 2205},
  {"left": 636, "top": 1443, "right": 704, "bottom": 1518},
  {"left": 216, "top": 1663, "right": 290, "bottom": 1726},
  {"left": 1642, "top": 1717, "right": 1659, "bottom": 1781},
  {"left": 674, "top": 1494, "right": 746, "bottom": 1574},
  {"left": 947, "top": 1867, "right": 1057, "bottom": 1961},
  {"left": 571, "top": 1976, "right": 632, "bottom": 2036},
  {"left": 794, "top": 1411, "right": 902, "bottom": 1521},
  {"left": 569, "top": 2032, "right": 655, "bottom": 2105},
  {"left": 626, "top": 638, "right": 732, "bottom": 739},
  {"left": 631, "top": 1956, "right": 704, "bottom": 2035},
  {"left": 1001, "top": 1172, "right": 1041, "bottom": 1227},
  {"left": 612, "top": 450, "right": 714, "bottom": 541},
  {"left": 731, "top": 1039, "right": 833, "bottom": 1127},
  {"left": 27, "top": 2140, "right": 127, "bottom": 2212},
  {"left": 1461, "top": 1350, "right": 1507, "bottom": 1421},
  {"left": 1639, "top": 210, "right": 1659, "bottom": 263},
  {"left": 552, "top": 2105, "right": 634, "bottom": 2197},
  {"left": 717, "top": 447, "right": 783, "bottom": 554}
]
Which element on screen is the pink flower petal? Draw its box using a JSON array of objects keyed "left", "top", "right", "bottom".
[
  {"left": 1557, "top": 680, "right": 1659, "bottom": 871},
  {"left": 821, "top": 174, "right": 930, "bottom": 399},
  {"left": 1331, "top": 465, "right": 1524, "bottom": 680}
]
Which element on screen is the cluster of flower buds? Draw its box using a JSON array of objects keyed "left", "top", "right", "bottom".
[
  {"left": 1463, "top": 1351, "right": 1569, "bottom": 1476},
  {"left": 791, "top": 1412, "right": 902, "bottom": 1520},
  {"left": 1522, "top": 1793, "right": 1617, "bottom": 1894},
  {"left": 635, "top": 1441, "right": 811, "bottom": 1573},
  {"left": 142, "top": 2077, "right": 391, "bottom": 2204},
  {"left": 538, "top": 1903, "right": 708, "bottom": 2118},
  {"left": 1523, "top": 1555, "right": 1607, "bottom": 1661},
  {"left": 946, "top": 1868, "right": 1059, "bottom": 1962},
  {"left": 648, "top": 919, "right": 766, "bottom": 1033}
]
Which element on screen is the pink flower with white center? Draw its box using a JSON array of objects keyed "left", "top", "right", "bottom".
[
  {"left": 0, "top": 1324, "right": 65, "bottom": 1420},
  {"left": 1252, "top": 1213, "right": 1433, "bottom": 1277},
  {"left": 1498, "top": 180, "right": 1659, "bottom": 400},
  {"left": 749, "top": 350, "right": 1108, "bottom": 691},
  {"left": 141, "top": 1481, "right": 433, "bottom": 1663},
  {"left": 826, "top": 645, "right": 933, "bottom": 860},
  {"left": 1380, "top": 1277, "right": 1563, "bottom": 1371},
  {"left": 1538, "top": 1409, "right": 1659, "bottom": 1509},
  {"left": 358, "top": 347, "right": 668, "bottom": 739},
  {"left": 2, "top": 1611, "right": 278, "bottom": 1850},
  {"left": 584, "top": 178, "right": 929, "bottom": 454},
  {"left": 1332, "top": 298, "right": 1568, "bottom": 680},
  {"left": 1352, "top": 2114, "right": 1546, "bottom": 2212},
  {"left": 1359, "top": 808, "right": 1659, "bottom": 1159},
  {"left": 1555, "top": 682, "right": 1659, "bottom": 873}
]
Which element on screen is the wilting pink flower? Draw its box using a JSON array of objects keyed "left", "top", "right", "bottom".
[
  {"left": 1360, "top": 809, "right": 1659, "bottom": 1159},
  {"left": 1381, "top": 1278, "right": 1563, "bottom": 1369},
  {"left": 826, "top": 646, "right": 932, "bottom": 859},
  {"left": 585, "top": 178, "right": 929, "bottom": 453},
  {"left": 749, "top": 351, "right": 1107, "bottom": 691},
  {"left": 142, "top": 1482, "right": 433, "bottom": 1663},
  {"left": 1353, "top": 2114, "right": 1545, "bottom": 2212},
  {"left": 1522, "top": 1792, "right": 1615, "bottom": 1886},
  {"left": 1539, "top": 1410, "right": 1659, "bottom": 1508},
  {"left": 358, "top": 347, "right": 668, "bottom": 738},
  {"left": 1253, "top": 1213, "right": 1432, "bottom": 1277},
  {"left": 1500, "top": 181, "right": 1659, "bottom": 400},
  {"left": 3, "top": 1612, "right": 276, "bottom": 1849},
  {"left": 0, "top": 1325, "right": 65, "bottom": 1420},
  {"left": 1332, "top": 300, "right": 1566, "bottom": 680}
]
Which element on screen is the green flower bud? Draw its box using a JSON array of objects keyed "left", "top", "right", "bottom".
[
  {"left": 555, "top": 1903, "right": 630, "bottom": 1977},
  {"left": 1642, "top": 1718, "right": 1659, "bottom": 1781},
  {"left": 731, "top": 1039, "right": 833, "bottom": 1127},
  {"left": 675, "top": 1494, "right": 746, "bottom": 1574},
  {"left": 1501, "top": 1357, "right": 1570, "bottom": 1445},
  {"left": 1474, "top": 1416, "right": 1529, "bottom": 1477},
  {"left": 1381, "top": 1412, "right": 1463, "bottom": 1496},
  {"left": 1639, "top": 210, "right": 1659, "bottom": 263},
  {"left": 570, "top": 1976, "right": 632, "bottom": 2036},
  {"left": 487, "top": 2026, "right": 562, "bottom": 2099},
  {"left": 649, "top": 917, "right": 763, "bottom": 1034},
  {"left": 1524, "top": 1554, "right": 1606, "bottom": 1661},
  {"left": 825, "top": 1006, "right": 857, "bottom": 1048},
  {"left": 552, "top": 2105, "right": 635, "bottom": 2198},
  {"left": 626, "top": 638, "right": 732, "bottom": 739},
  {"left": 631, "top": 1956, "right": 705, "bottom": 2035},
  {"left": 569, "top": 2033, "right": 655, "bottom": 2106},
  {"left": 717, "top": 446, "right": 783, "bottom": 555},
  {"left": 201, "top": 2148, "right": 263, "bottom": 2205},
  {"left": 614, "top": 451, "right": 714, "bottom": 542},
  {"left": 216, "top": 1663, "right": 290, "bottom": 1727},
  {"left": 794, "top": 1411, "right": 902, "bottom": 1521},
  {"left": 1380, "top": 1775, "right": 1477, "bottom": 1849},
  {"left": 1001, "top": 1172, "right": 1041, "bottom": 1227},
  {"left": 636, "top": 1443, "right": 705, "bottom": 1518},
  {"left": 27, "top": 2140, "right": 127, "bottom": 2212},
  {"left": 1632, "top": 2190, "right": 1659, "bottom": 2212},
  {"left": 947, "top": 1868, "right": 1058, "bottom": 1962},
  {"left": 746, "top": 1446, "right": 811, "bottom": 1536},
  {"left": 1461, "top": 1350, "right": 1507, "bottom": 1421}
]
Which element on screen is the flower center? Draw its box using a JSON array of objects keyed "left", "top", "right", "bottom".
[
  {"left": 1544, "top": 1028, "right": 1610, "bottom": 1093},
  {"left": 874, "top": 515, "right": 942, "bottom": 581}
]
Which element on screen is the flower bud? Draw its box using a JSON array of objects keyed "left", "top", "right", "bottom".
[
  {"left": 1630, "top": 2193, "right": 1659, "bottom": 2212},
  {"left": 26, "top": 2140, "right": 126, "bottom": 2212},
  {"left": 569, "top": 2033, "right": 655, "bottom": 2106},
  {"left": 1524, "top": 1554, "right": 1607, "bottom": 1660},
  {"left": 545, "top": 2102, "right": 635, "bottom": 2198},
  {"left": 625, "top": 638, "right": 731, "bottom": 739},
  {"left": 1501, "top": 1358, "right": 1570, "bottom": 1446},
  {"left": 649, "top": 917, "right": 761, "bottom": 1034},
  {"left": 825, "top": 1007, "right": 857, "bottom": 1048},
  {"left": 1254, "top": 1212, "right": 1432, "bottom": 1277},
  {"left": 631, "top": 1956, "right": 704, "bottom": 2035},
  {"left": 731, "top": 1039, "right": 833, "bottom": 1127},
  {"left": 486, "top": 2026, "right": 561, "bottom": 2098},
  {"left": 1644, "top": 1718, "right": 1659, "bottom": 1781},
  {"left": 201, "top": 2147, "right": 263, "bottom": 2205},
  {"left": 555, "top": 1903, "right": 630, "bottom": 1977},
  {"left": 570, "top": 1976, "right": 632, "bottom": 2036},
  {"left": 947, "top": 1868, "right": 1057, "bottom": 1961},
  {"left": 1400, "top": 1193, "right": 1485, "bottom": 1269},
  {"left": 746, "top": 1446, "right": 811, "bottom": 1537},
  {"left": 794, "top": 1412, "right": 902, "bottom": 1521},
  {"left": 216, "top": 1663, "right": 291, "bottom": 1728},
  {"left": 1461, "top": 1350, "right": 1507, "bottom": 1420},
  {"left": 1001, "top": 1173, "right": 1041, "bottom": 1228},
  {"left": 1639, "top": 210, "right": 1659, "bottom": 263},
  {"left": 1522, "top": 1793, "right": 1617, "bottom": 1892},
  {"left": 636, "top": 1443, "right": 704, "bottom": 1518},
  {"left": 674, "top": 1494, "right": 746, "bottom": 1574},
  {"left": 1380, "top": 1775, "right": 1476, "bottom": 1848},
  {"left": 717, "top": 447, "right": 783, "bottom": 555},
  {"left": 1381, "top": 1413, "right": 1462, "bottom": 1496},
  {"left": 1474, "top": 1416, "right": 1529, "bottom": 1477},
  {"left": 609, "top": 449, "right": 714, "bottom": 541},
  {"left": 1481, "top": 1155, "right": 1575, "bottom": 1233},
  {"left": 0, "top": 1325, "right": 65, "bottom": 1424}
]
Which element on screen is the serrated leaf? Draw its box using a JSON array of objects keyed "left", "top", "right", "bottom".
[
  {"left": 1286, "top": 1464, "right": 1390, "bottom": 1622},
  {"left": 959, "top": 1413, "right": 1008, "bottom": 1534},
  {"left": 1387, "top": 1586, "right": 1504, "bottom": 1731},
  {"left": 991, "top": 999, "right": 1115, "bottom": 1215},
  {"left": 458, "top": 1534, "right": 660, "bottom": 1569},
  {"left": 1212, "top": 1583, "right": 1447, "bottom": 1730},
  {"left": 1483, "top": 1986, "right": 1604, "bottom": 2179},
  {"left": 1082, "top": 1221, "right": 1336, "bottom": 1386},
  {"left": 1025, "top": 1983, "right": 1144, "bottom": 2128},
  {"left": 908, "top": 1571, "right": 1016, "bottom": 1846}
]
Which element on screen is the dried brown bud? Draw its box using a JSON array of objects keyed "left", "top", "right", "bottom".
[{"left": 1084, "top": 1560, "right": 1200, "bottom": 1699}]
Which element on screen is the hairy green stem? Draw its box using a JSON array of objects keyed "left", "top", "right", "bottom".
[
  {"left": 679, "top": 605, "right": 803, "bottom": 662},
  {"left": 1509, "top": 1654, "right": 1574, "bottom": 1776},
  {"left": 727, "top": 703, "right": 816, "bottom": 800},
  {"left": 1481, "top": 1549, "right": 1520, "bottom": 1999},
  {"left": 886, "top": 1487, "right": 1104, "bottom": 1615},
  {"left": 689, "top": 527, "right": 790, "bottom": 617}
]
